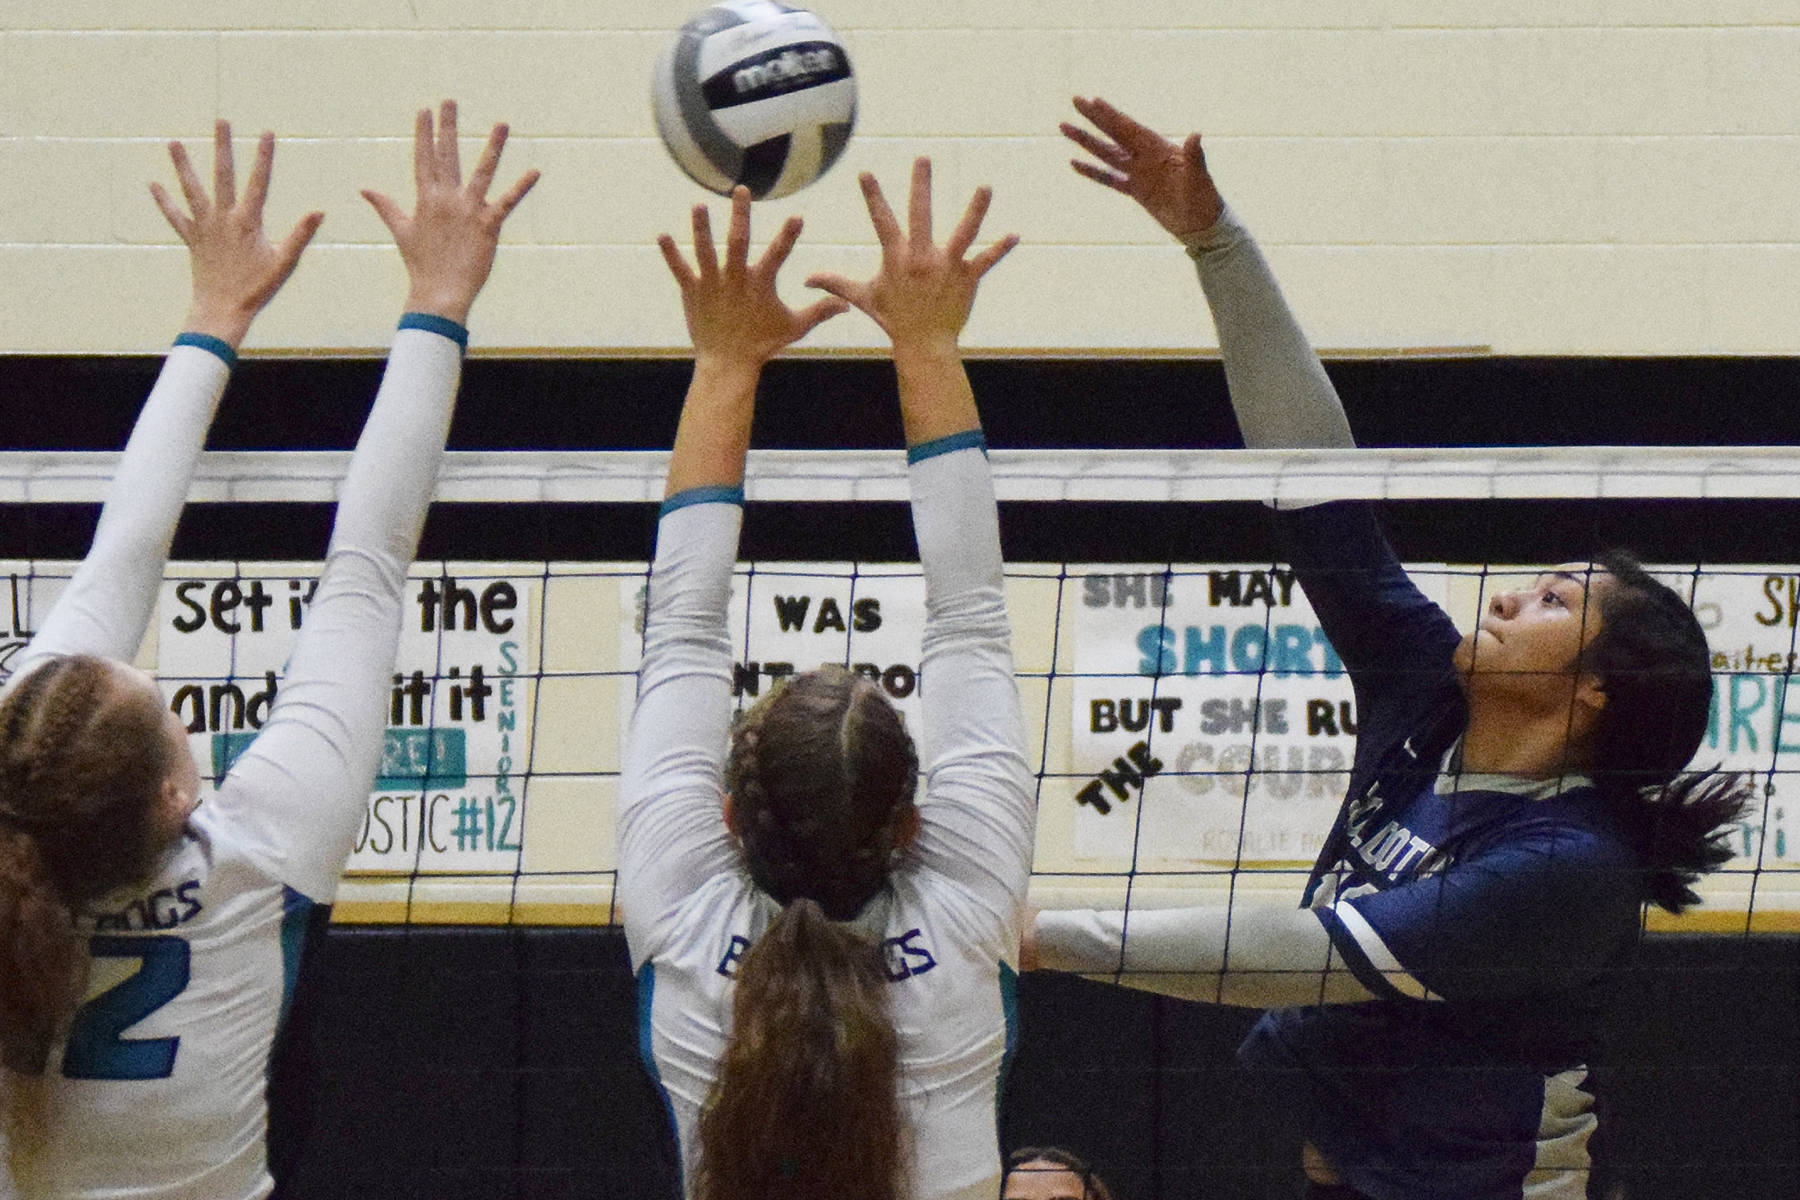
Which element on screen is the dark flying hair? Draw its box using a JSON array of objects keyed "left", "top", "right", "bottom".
[{"left": 1582, "top": 553, "right": 1751, "bottom": 913}]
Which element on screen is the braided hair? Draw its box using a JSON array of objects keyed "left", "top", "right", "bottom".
[
  {"left": 698, "top": 667, "right": 919, "bottom": 1200},
  {"left": 724, "top": 666, "right": 919, "bottom": 921},
  {"left": 0, "top": 655, "right": 176, "bottom": 1069}
]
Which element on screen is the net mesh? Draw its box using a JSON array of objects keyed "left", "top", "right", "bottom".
[
  {"left": 5, "top": 446, "right": 1794, "bottom": 1198},
  {"left": 1, "top": 446, "right": 1792, "bottom": 935}
]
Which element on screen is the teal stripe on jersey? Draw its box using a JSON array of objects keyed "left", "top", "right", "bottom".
[
  {"left": 636, "top": 963, "right": 685, "bottom": 1173},
  {"left": 996, "top": 960, "right": 1020, "bottom": 1118},
  {"left": 906, "top": 429, "right": 987, "bottom": 464},
  {"left": 278, "top": 887, "right": 315, "bottom": 1023}
]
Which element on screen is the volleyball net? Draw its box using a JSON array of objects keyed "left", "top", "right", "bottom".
[{"left": 1, "top": 445, "right": 1795, "bottom": 933}]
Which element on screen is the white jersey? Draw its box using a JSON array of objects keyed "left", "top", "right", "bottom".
[
  {"left": 619, "top": 441, "right": 1036, "bottom": 1200},
  {"left": 3, "top": 319, "right": 466, "bottom": 1200}
]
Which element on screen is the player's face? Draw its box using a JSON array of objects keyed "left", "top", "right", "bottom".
[
  {"left": 1453, "top": 564, "right": 1611, "bottom": 693},
  {"left": 1003, "top": 1160, "right": 1090, "bottom": 1200},
  {"left": 105, "top": 660, "right": 200, "bottom": 846}
]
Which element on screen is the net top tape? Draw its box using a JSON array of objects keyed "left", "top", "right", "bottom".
[{"left": 1, "top": 447, "right": 1796, "bottom": 505}]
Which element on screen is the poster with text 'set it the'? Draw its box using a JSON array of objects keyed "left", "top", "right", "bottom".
[
  {"left": 150, "top": 566, "right": 538, "bottom": 875},
  {"left": 1068, "top": 563, "right": 1448, "bottom": 869},
  {"left": 618, "top": 563, "right": 928, "bottom": 769}
]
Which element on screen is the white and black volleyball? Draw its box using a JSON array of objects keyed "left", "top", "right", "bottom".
[{"left": 652, "top": 1, "right": 856, "bottom": 200}]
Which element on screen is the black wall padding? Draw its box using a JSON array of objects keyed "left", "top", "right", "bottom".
[
  {"left": 266, "top": 926, "right": 1797, "bottom": 1200},
  {"left": 268, "top": 926, "right": 680, "bottom": 1200},
  {"left": 9, "top": 355, "right": 1800, "bottom": 452}
]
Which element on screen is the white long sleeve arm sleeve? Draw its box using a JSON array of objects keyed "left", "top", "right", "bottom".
[
  {"left": 616, "top": 495, "right": 744, "bottom": 961},
  {"left": 1185, "top": 207, "right": 1356, "bottom": 452},
  {"left": 322, "top": 324, "right": 464, "bottom": 564},
  {"left": 213, "top": 320, "right": 465, "bottom": 902},
  {"left": 907, "top": 438, "right": 1036, "bottom": 936},
  {"left": 1033, "top": 904, "right": 1376, "bottom": 1008},
  {"left": 14, "top": 339, "right": 233, "bottom": 676}
]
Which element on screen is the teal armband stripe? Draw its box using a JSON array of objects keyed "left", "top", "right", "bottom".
[
  {"left": 398, "top": 312, "right": 470, "bottom": 349},
  {"left": 906, "top": 429, "right": 987, "bottom": 464},
  {"left": 172, "top": 332, "right": 236, "bottom": 368},
  {"left": 660, "top": 485, "right": 745, "bottom": 517}
]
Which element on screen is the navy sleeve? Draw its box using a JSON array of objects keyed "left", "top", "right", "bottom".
[
  {"left": 1273, "top": 501, "right": 1462, "bottom": 682},
  {"left": 1322, "top": 822, "right": 1641, "bottom": 1003}
]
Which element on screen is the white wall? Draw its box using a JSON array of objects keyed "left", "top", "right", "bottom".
[{"left": 2, "top": 2, "right": 1797, "bottom": 354}]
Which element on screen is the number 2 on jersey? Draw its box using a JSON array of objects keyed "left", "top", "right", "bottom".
[{"left": 61, "top": 935, "right": 190, "bottom": 1080}]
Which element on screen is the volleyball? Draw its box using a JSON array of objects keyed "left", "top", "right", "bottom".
[{"left": 652, "top": 1, "right": 857, "bottom": 200}]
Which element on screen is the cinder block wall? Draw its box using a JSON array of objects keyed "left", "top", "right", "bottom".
[{"left": 3, "top": 3, "right": 1797, "bottom": 354}]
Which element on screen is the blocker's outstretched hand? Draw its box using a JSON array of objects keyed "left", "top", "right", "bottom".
[
  {"left": 150, "top": 120, "right": 324, "bottom": 349},
  {"left": 362, "top": 99, "right": 539, "bottom": 324},
  {"left": 805, "top": 157, "right": 1017, "bottom": 357},
  {"left": 1062, "top": 95, "right": 1223, "bottom": 240},
  {"left": 657, "top": 187, "right": 846, "bottom": 496},
  {"left": 658, "top": 185, "right": 848, "bottom": 369}
]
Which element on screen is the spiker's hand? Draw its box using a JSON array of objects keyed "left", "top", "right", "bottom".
[{"left": 1062, "top": 95, "right": 1223, "bottom": 240}]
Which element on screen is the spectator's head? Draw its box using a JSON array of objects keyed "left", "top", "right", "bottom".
[{"left": 1004, "top": 1147, "right": 1115, "bottom": 1200}]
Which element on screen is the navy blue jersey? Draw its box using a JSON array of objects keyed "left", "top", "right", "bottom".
[{"left": 1237, "top": 502, "right": 1644, "bottom": 1200}]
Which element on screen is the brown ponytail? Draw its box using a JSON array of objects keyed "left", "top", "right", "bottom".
[
  {"left": 697, "top": 666, "right": 919, "bottom": 1199},
  {"left": 696, "top": 898, "right": 903, "bottom": 1200},
  {"left": 0, "top": 654, "right": 176, "bottom": 1069},
  {"left": 0, "top": 828, "right": 84, "bottom": 1073}
]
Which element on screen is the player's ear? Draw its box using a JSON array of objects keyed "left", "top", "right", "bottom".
[
  {"left": 722, "top": 790, "right": 741, "bottom": 839},
  {"left": 1574, "top": 671, "right": 1607, "bottom": 718},
  {"left": 1569, "top": 673, "right": 1608, "bottom": 770},
  {"left": 157, "top": 775, "right": 191, "bottom": 841},
  {"left": 894, "top": 803, "right": 921, "bottom": 851}
]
